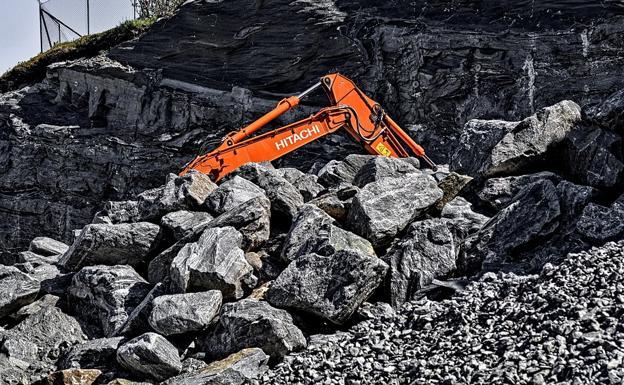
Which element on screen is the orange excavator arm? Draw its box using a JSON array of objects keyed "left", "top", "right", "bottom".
[{"left": 180, "top": 73, "right": 436, "bottom": 181}]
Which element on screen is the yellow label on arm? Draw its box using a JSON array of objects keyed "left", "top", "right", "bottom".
[{"left": 375, "top": 142, "right": 392, "bottom": 157}]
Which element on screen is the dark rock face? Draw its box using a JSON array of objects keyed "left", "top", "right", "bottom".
[
  {"left": 28, "top": 237, "right": 69, "bottom": 257},
  {"left": 148, "top": 291, "right": 222, "bottom": 336},
  {"left": 576, "top": 194, "right": 624, "bottom": 243},
  {"left": 116, "top": 332, "right": 183, "bottom": 381},
  {"left": 202, "top": 299, "right": 306, "bottom": 360},
  {"left": 348, "top": 173, "right": 443, "bottom": 247},
  {"left": 161, "top": 210, "right": 213, "bottom": 241},
  {"left": 267, "top": 250, "right": 388, "bottom": 324},
  {"left": 353, "top": 157, "right": 420, "bottom": 188},
  {"left": 58, "top": 337, "right": 124, "bottom": 371},
  {"left": 317, "top": 155, "right": 373, "bottom": 187},
  {"left": 0, "top": 265, "right": 40, "bottom": 318},
  {"left": 204, "top": 176, "right": 266, "bottom": 216},
  {"left": 59, "top": 222, "right": 161, "bottom": 270},
  {"left": 68, "top": 265, "right": 152, "bottom": 337},
  {"left": 383, "top": 219, "right": 457, "bottom": 308}
]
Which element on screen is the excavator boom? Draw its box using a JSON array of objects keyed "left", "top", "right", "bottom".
[{"left": 180, "top": 73, "right": 436, "bottom": 181}]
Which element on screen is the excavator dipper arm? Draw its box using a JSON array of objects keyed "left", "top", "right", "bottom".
[{"left": 180, "top": 73, "right": 436, "bottom": 181}]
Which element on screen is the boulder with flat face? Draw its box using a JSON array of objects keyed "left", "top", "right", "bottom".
[
  {"left": 116, "top": 332, "right": 183, "bottom": 382},
  {"left": 0, "top": 265, "right": 40, "bottom": 318},
  {"left": 148, "top": 291, "right": 222, "bottom": 336},
  {"left": 347, "top": 173, "right": 443, "bottom": 247},
  {"left": 161, "top": 210, "right": 213, "bottom": 241},
  {"left": 59, "top": 222, "right": 161, "bottom": 270},
  {"left": 317, "top": 155, "right": 374, "bottom": 187},
  {"left": 201, "top": 299, "right": 306, "bottom": 360},
  {"left": 576, "top": 194, "right": 624, "bottom": 244},
  {"left": 277, "top": 168, "right": 324, "bottom": 202},
  {"left": 28, "top": 237, "right": 69, "bottom": 257},
  {"left": 353, "top": 156, "right": 420, "bottom": 187},
  {"left": 58, "top": 337, "right": 125, "bottom": 371},
  {"left": 169, "top": 227, "right": 256, "bottom": 300},
  {"left": 204, "top": 176, "right": 266, "bottom": 216},
  {"left": 267, "top": 250, "right": 388, "bottom": 324}
]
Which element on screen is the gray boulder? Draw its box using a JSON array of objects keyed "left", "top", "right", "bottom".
[
  {"left": 161, "top": 210, "right": 213, "bottom": 241},
  {"left": 576, "top": 194, "right": 624, "bottom": 243},
  {"left": 451, "top": 101, "right": 582, "bottom": 177},
  {"left": 277, "top": 168, "right": 324, "bottom": 202},
  {"left": 8, "top": 294, "right": 59, "bottom": 323},
  {"left": 460, "top": 179, "right": 561, "bottom": 274},
  {"left": 58, "top": 337, "right": 124, "bottom": 370},
  {"left": 161, "top": 348, "right": 269, "bottom": 385},
  {"left": 317, "top": 154, "right": 374, "bottom": 187},
  {"left": 267, "top": 250, "right": 388, "bottom": 324},
  {"left": 68, "top": 265, "right": 152, "bottom": 337},
  {"left": 477, "top": 172, "right": 563, "bottom": 211},
  {"left": 170, "top": 227, "right": 255, "bottom": 300},
  {"left": 281, "top": 204, "right": 375, "bottom": 263},
  {"left": 347, "top": 173, "right": 443, "bottom": 247},
  {"left": 112, "top": 283, "right": 166, "bottom": 337},
  {"left": 148, "top": 291, "right": 222, "bottom": 336},
  {"left": 441, "top": 197, "right": 490, "bottom": 239},
  {"left": 116, "top": 332, "right": 183, "bottom": 382},
  {"left": 99, "top": 200, "right": 141, "bottom": 224},
  {"left": 353, "top": 156, "right": 420, "bottom": 187},
  {"left": 137, "top": 171, "right": 217, "bottom": 221},
  {"left": 59, "top": 222, "right": 161, "bottom": 270},
  {"left": 201, "top": 299, "right": 306, "bottom": 360},
  {"left": 0, "top": 265, "right": 40, "bottom": 318},
  {"left": 383, "top": 219, "right": 457, "bottom": 308},
  {"left": 28, "top": 237, "right": 69, "bottom": 257},
  {"left": 15, "top": 250, "right": 60, "bottom": 265},
  {"left": 204, "top": 176, "right": 265, "bottom": 215},
  {"left": 233, "top": 163, "right": 304, "bottom": 224},
  {"left": 308, "top": 184, "right": 358, "bottom": 222},
  {"left": 586, "top": 87, "right": 624, "bottom": 132}
]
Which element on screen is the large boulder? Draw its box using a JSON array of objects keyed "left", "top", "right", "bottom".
[
  {"left": 161, "top": 210, "right": 213, "bottom": 241},
  {"left": 459, "top": 179, "right": 561, "bottom": 274},
  {"left": 68, "top": 265, "right": 152, "bottom": 337},
  {"left": 477, "top": 172, "right": 563, "bottom": 211},
  {"left": 169, "top": 227, "right": 256, "bottom": 300},
  {"left": 451, "top": 101, "right": 582, "bottom": 177},
  {"left": 441, "top": 197, "right": 490, "bottom": 239},
  {"left": 116, "top": 332, "right": 183, "bottom": 382},
  {"left": 136, "top": 171, "right": 217, "bottom": 222},
  {"left": 267, "top": 250, "right": 388, "bottom": 324},
  {"left": 201, "top": 299, "right": 306, "bottom": 360},
  {"left": 204, "top": 176, "right": 266, "bottom": 215},
  {"left": 148, "top": 291, "right": 222, "bottom": 336},
  {"left": 352, "top": 156, "right": 420, "bottom": 187},
  {"left": 576, "top": 194, "right": 624, "bottom": 244},
  {"left": 233, "top": 163, "right": 304, "bottom": 225},
  {"left": 308, "top": 184, "right": 358, "bottom": 222},
  {"left": 347, "top": 173, "right": 443, "bottom": 247},
  {"left": 317, "top": 155, "right": 373, "bottom": 187},
  {"left": 0, "top": 265, "right": 40, "bottom": 318},
  {"left": 586, "top": 87, "right": 624, "bottom": 132},
  {"left": 281, "top": 204, "right": 375, "bottom": 263},
  {"left": 28, "top": 237, "right": 69, "bottom": 257},
  {"left": 383, "top": 219, "right": 457, "bottom": 308},
  {"left": 161, "top": 348, "right": 269, "bottom": 385},
  {"left": 277, "top": 168, "right": 324, "bottom": 202},
  {"left": 58, "top": 337, "right": 125, "bottom": 371},
  {"left": 59, "top": 222, "right": 161, "bottom": 270},
  {"left": 147, "top": 196, "right": 270, "bottom": 284}
]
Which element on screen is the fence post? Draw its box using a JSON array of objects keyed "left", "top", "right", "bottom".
[
  {"left": 87, "top": 0, "right": 90, "bottom": 34},
  {"left": 39, "top": 1, "right": 43, "bottom": 52}
]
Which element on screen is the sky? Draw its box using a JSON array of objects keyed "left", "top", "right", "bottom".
[{"left": 0, "top": 0, "right": 135, "bottom": 75}]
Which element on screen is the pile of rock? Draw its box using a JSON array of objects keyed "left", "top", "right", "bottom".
[{"left": 0, "top": 95, "right": 622, "bottom": 384}]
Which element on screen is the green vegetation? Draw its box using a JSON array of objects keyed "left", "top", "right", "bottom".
[{"left": 0, "top": 18, "right": 155, "bottom": 93}]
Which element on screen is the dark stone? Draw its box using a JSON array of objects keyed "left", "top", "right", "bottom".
[
  {"left": 277, "top": 168, "right": 324, "bottom": 202},
  {"left": 0, "top": 265, "right": 40, "bottom": 318},
  {"left": 477, "top": 172, "right": 563, "bottom": 211},
  {"left": 352, "top": 157, "right": 420, "bottom": 188},
  {"left": 148, "top": 291, "right": 222, "bottom": 336},
  {"left": 161, "top": 210, "right": 213, "bottom": 241},
  {"left": 58, "top": 337, "right": 124, "bottom": 371},
  {"left": 576, "top": 194, "right": 624, "bottom": 244},
  {"left": 116, "top": 332, "right": 182, "bottom": 382},
  {"left": 317, "top": 155, "right": 374, "bottom": 187},
  {"left": 28, "top": 237, "right": 69, "bottom": 257},
  {"left": 204, "top": 176, "right": 265, "bottom": 216}
]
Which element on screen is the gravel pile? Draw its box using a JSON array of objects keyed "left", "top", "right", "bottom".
[{"left": 257, "top": 241, "right": 624, "bottom": 385}]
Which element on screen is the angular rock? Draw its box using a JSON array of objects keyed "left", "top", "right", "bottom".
[
  {"left": 1, "top": 306, "right": 85, "bottom": 373},
  {"left": 352, "top": 156, "right": 420, "bottom": 187},
  {"left": 347, "top": 173, "right": 443, "bottom": 247},
  {"left": 161, "top": 210, "right": 213, "bottom": 241},
  {"left": 16, "top": 250, "right": 59, "bottom": 265},
  {"left": 148, "top": 291, "right": 222, "bottom": 336},
  {"left": 58, "top": 337, "right": 124, "bottom": 370},
  {"left": 15, "top": 261, "right": 71, "bottom": 297},
  {"left": 204, "top": 176, "right": 266, "bottom": 216},
  {"left": 317, "top": 154, "right": 374, "bottom": 187},
  {"left": 233, "top": 163, "right": 304, "bottom": 224},
  {"left": 245, "top": 251, "right": 282, "bottom": 283},
  {"left": 201, "top": 299, "right": 306, "bottom": 360},
  {"left": 267, "top": 250, "right": 388, "bottom": 324},
  {"left": 308, "top": 184, "right": 359, "bottom": 222},
  {"left": 46, "top": 369, "right": 102, "bottom": 385},
  {"left": 434, "top": 172, "right": 473, "bottom": 211},
  {"left": 68, "top": 265, "right": 152, "bottom": 337},
  {"left": 170, "top": 227, "right": 255, "bottom": 300},
  {"left": 477, "top": 172, "right": 563, "bottom": 211},
  {"left": 112, "top": 282, "right": 166, "bottom": 337},
  {"left": 277, "top": 168, "right": 324, "bottom": 202},
  {"left": 383, "top": 219, "right": 456, "bottom": 308},
  {"left": 59, "top": 222, "right": 161, "bottom": 270},
  {"left": 116, "top": 332, "right": 182, "bottom": 382},
  {"left": 451, "top": 101, "right": 582, "bottom": 177},
  {"left": 576, "top": 194, "right": 624, "bottom": 243},
  {"left": 441, "top": 197, "right": 490, "bottom": 239},
  {"left": 281, "top": 204, "right": 375, "bottom": 263},
  {"left": 586, "top": 87, "right": 624, "bottom": 132},
  {"left": 28, "top": 237, "right": 69, "bottom": 257},
  {"left": 9, "top": 294, "right": 59, "bottom": 323},
  {"left": 97, "top": 201, "right": 141, "bottom": 224},
  {"left": 460, "top": 180, "right": 561, "bottom": 273},
  {"left": 161, "top": 348, "right": 269, "bottom": 385},
  {"left": 0, "top": 265, "right": 40, "bottom": 318},
  {"left": 137, "top": 171, "right": 217, "bottom": 222}
]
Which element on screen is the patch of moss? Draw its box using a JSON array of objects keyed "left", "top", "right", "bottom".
[{"left": 0, "top": 18, "right": 155, "bottom": 93}]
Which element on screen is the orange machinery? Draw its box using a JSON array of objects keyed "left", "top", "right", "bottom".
[{"left": 180, "top": 73, "right": 436, "bottom": 181}]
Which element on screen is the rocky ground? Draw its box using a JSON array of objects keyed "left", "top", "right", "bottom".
[{"left": 0, "top": 1, "right": 623, "bottom": 385}]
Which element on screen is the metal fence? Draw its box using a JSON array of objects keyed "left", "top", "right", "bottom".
[{"left": 39, "top": 0, "right": 137, "bottom": 52}]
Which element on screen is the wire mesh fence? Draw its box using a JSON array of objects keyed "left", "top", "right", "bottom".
[{"left": 39, "top": 0, "right": 137, "bottom": 52}]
